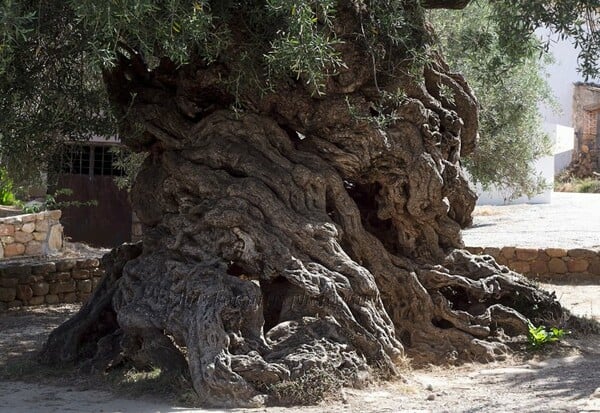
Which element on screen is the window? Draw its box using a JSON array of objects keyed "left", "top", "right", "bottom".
[
  {"left": 60, "top": 144, "right": 123, "bottom": 177},
  {"left": 93, "top": 146, "right": 120, "bottom": 176}
]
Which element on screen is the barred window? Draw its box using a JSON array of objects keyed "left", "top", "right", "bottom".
[{"left": 60, "top": 145, "right": 123, "bottom": 177}]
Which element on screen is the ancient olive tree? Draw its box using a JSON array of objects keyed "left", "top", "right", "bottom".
[{"left": 1, "top": 0, "right": 598, "bottom": 407}]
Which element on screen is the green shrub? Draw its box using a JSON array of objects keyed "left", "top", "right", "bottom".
[
  {"left": 22, "top": 188, "right": 97, "bottom": 213},
  {"left": 0, "top": 167, "right": 18, "bottom": 206},
  {"left": 578, "top": 179, "right": 600, "bottom": 193},
  {"left": 429, "top": 3, "right": 554, "bottom": 200},
  {"left": 554, "top": 175, "right": 600, "bottom": 193}
]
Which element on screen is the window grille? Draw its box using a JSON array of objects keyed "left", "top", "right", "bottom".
[{"left": 60, "top": 145, "right": 123, "bottom": 177}]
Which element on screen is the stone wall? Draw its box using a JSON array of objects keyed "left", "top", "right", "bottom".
[
  {"left": 571, "top": 83, "right": 600, "bottom": 177},
  {"left": 0, "top": 256, "right": 104, "bottom": 311},
  {"left": 0, "top": 210, "right": 63, "bottom": 259},
  {"left": 466, "top": 246, "right": 600, "bottom": 279}
]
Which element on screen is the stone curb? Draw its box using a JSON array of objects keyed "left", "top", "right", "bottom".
[
  {"left": 466, "top": 246, "right": 600, "bottom": 279},
  {"left": 0, "top": 255, "right": 104, "bottom": 311}
]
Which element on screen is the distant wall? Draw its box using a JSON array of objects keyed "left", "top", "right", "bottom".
[
  {"left": 0, "top": 211, "right": 63, "bottom": 259},
  {"left": 571, "top": 84, "right": 600, "bottom": 176},
  {"left": 0, "top": 256, "right": 104, "bottom": 311},
  {"left": 546, "top": 123, "right": 575, "bottom": 175},
  {"left": 471, "top": 155, "right": 554, "bottom": 206},
  {"left": 466, "top": 246, "right": 600, "bottom": 279},
  {"left": 536, "top": 29, "right": 600, "bottom": 128},
  {"left": 554, "top": 149, "right": 573, "bottom": 175}
]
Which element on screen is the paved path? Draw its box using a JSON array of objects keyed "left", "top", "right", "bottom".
[{"left": 462, "top": 192, "right": 600, "bottom": 249}]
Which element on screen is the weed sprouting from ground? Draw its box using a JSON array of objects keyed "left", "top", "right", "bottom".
[{"left": 527, "top": 322, "right": 569, "bottom": 349}]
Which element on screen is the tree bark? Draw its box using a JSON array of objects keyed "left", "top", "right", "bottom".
[{"left": 40, "top": 2, "right": 563, "bottom": 407}]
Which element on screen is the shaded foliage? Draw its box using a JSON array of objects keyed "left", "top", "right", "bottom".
[{"left": 0, "top": 1, "right": 112, "bottom": 189}]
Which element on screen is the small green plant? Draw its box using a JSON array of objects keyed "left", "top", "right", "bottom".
[
  {"left": 22, "top": 188, "right": 98, "bottom": 213},
  {"left": 527, "top": 322, "right": 568, "bottom": 349},
  {"left": 110, "top": 147, "right": 148, "bottom": 192},
  {"left": 0, "top": 167, "right": 18, "bottom": 206}
]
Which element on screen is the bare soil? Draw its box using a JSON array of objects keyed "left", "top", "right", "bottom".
[
  {"left": 0, "top": 282, "right": 599, "bottom": 413},
  {"left": 464, "top": 192, "right": 600, "bottom": 249}
]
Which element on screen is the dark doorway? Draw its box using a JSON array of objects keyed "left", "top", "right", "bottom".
[{"left": 55, "top": 144, "right": 132, "bottom": 248}]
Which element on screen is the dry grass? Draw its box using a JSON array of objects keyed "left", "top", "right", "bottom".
[
  {"left": 472, "top": 206, "right": 504, "bottom": 216},
  {"left": 554, "top": 176, "right": 600, "bottom": 193}
]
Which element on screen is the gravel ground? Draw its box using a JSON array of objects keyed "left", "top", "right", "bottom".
[
  {"left": 0, "top": 286, "right": 598, "bottom": 413},
  {"left": 463, "top": 192, "right": 600, "bottom": 249}
]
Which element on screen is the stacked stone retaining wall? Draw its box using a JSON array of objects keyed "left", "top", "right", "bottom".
[
  {"left": 0, "top": 256, "right": 104, "bottom": 311},
  {"left": 0, "top": 210, "right": 63, "bottom": 258},
  {"left": 466, "top": 246, "right": 600, "bottom": 279},
  {"left": 2, "top": 246, "right": 596, "bottom": 311}
]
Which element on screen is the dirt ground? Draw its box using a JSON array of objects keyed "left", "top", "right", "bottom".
[
  {"left": 463, "top": 192, "right": 600, "bottom": 249},
  {"left": 0, "top": 282, "right": 599, "bottom": 413}
]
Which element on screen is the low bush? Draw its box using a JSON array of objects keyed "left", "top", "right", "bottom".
[{"left": 554, "top": 175, "right": 600, "bottom": 193}]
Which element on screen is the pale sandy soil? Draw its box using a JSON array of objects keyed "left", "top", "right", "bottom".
[
  {"left": 0, "top": 282, "right": 599, "bottom": 413},
  {"left": 463, "top": 192, "right": 600, "bottom": 249}
]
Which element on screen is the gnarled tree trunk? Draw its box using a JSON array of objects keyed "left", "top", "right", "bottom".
[{"left": 40, "top": 2, "right": 562, "bottom": 407}]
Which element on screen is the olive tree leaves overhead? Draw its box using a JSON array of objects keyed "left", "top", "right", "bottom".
[{"left": 0, "top": 0, "right": 599, "bottom": 189}]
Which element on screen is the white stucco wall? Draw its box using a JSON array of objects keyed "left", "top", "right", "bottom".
[
  {"left": 545, "top": 123, "right": 575, "bottom": 174},
  {"left": 474, "top": 30, "right": 595, "bottom": 205},
  {"left": 537, "top": 29, "right": 600, "bottom": 128},
  {"left": 472, "top": 155, "right": 554, "bottom": 206}
]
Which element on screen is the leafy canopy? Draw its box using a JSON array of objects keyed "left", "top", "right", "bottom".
[
  {"left": 430, "top": 2, "right": 555, "bottom": 199},
  {"left": 1, "top": 0, "right": 599, "bottom": 191}
]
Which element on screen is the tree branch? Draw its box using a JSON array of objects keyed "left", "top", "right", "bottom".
[{"left": 420, "top": 0, "right": 472, "bottom": 9}]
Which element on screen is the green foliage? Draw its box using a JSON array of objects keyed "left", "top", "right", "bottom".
[
  {"left": 357, "top": 0, "right": 428, "bottom": 80},
  {"left": 1, "top": 0, "right": 600, "bottom": 195},
  {"left": 22, "top": 188, "right": 98, "bottom": 214},
  {"left": 0, "top": 0, "right": 424, "bottom": 169},
  {"left": 555, "top": 173, "right": 600, "bottom": 193},
  {"left": 0, "top": 1, "right": 114, "bottom": 189},
  {"left": 0, "top": 167, "right": 17, "bottom": 205},
  {"left": 490, "top": 0, "right": 600, "bottom": 81},
  {"left": 577, "top": 179, "right": 600, "bottom": 193},
  {"left": 67, "top": 0, "right": 227, "bottom": 69},
  {"left": 527, "top": 322, "right": 568, "bottom": 349},
  {"left": 0, "top": 0, "right": 35, "bottom": 72},
  {"left": 429, "top": 2, "right": 554, "bottom": 200},
  {"left": 110, "top": 147, "right": 148, "bottom": 192},
  {"left": 265, "top": 0, "right": 344, "bottom": 95}
]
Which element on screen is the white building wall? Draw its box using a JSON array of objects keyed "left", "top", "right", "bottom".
[
  {"left": 471, "top": 155, "right": 554, "bottom": 206},
  {"left": 475, "top": 30, "right": 597, "bottom": 205}
]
